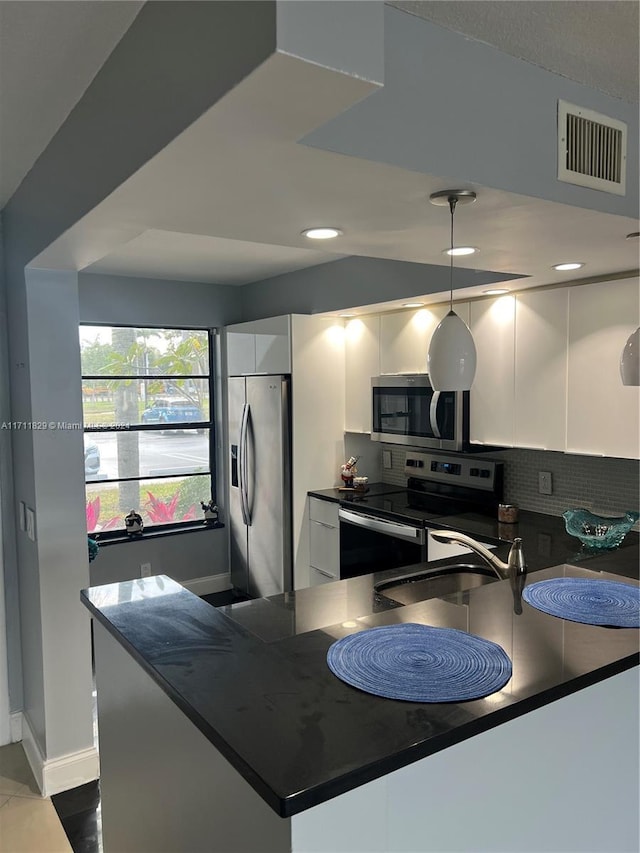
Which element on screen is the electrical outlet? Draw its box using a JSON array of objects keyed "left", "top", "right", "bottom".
[
  {"left": 382, "top": 450, "right": 392, "bottom": 469},
  {"left": 140, "top": 563, "right": 152, "bottom": 578},
  {"left": 538, "top": 471, "right": 553, "bottom": 495}
]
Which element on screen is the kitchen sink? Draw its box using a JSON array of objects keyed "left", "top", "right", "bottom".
[{"left": 374, "top": 563, "right": 500, "bottom": 606}]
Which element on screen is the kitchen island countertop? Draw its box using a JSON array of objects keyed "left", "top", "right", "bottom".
[{"left": 82, "top": 538, "right": 639, "bottom": 819}]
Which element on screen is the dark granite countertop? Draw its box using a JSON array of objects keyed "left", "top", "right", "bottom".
[
  {"left": 82, "top": 537, "right": 639, "bottom": 819},
  {"left": 308, "top": 482, "right": 405, "bottom": 502}
]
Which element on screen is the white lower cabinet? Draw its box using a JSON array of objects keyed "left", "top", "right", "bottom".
[{"left": 308, "top": 498, "right": 340, "bottom": 585}]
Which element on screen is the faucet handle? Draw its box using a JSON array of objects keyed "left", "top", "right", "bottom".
[{"left": 508, "top": 538, "right": 527, "bottom": 576}]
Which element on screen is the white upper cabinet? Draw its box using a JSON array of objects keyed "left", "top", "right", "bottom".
[
  {"left": 567, "top": 277, "right": 640, "bottom": 459},
  {"left": 226, "top": 315, "right": 291, "bottom": 375},
  {"left": 344, "top": 316, "right": 380, "bottom": 433},
  {"left": 514, "top": 288, "right": 568, "bottom": 452},
  {"left": 379, "top": 304, "right": 469, "bottom": 376},
  {"left": 469, "top": 295, "right": 516, "bottom": 447}
]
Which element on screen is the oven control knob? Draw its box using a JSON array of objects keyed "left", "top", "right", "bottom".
[
  {"left": 407, "top": 459, "right": 415, "bottom": 467},
  {"left": 480, "top": 469, "right": 490, "bottom": 478},
  {"left": 415, "top": 460, "right": 424, "bottom": 468},
  {"left": 430, "top": 461, "right": 438, "bottom": 471},
  {"left": 470, "top": 468, "right": 479, "bottom": 476}
]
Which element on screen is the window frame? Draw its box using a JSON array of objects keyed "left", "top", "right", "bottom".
[{"left": 81, "top": 323, "right": 216, "bottom": 539}]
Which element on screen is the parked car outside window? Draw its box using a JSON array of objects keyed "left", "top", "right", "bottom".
[{"left": 141, "top": 397, "right": 204, "bottom": 432}]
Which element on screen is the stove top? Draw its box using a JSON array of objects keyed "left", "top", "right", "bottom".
[{"left": 339, "top": 451, "right": 504, "bottom": 527}]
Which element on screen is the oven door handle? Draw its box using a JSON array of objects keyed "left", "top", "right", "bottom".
[
  {"left": 338, "top": 508, "right": 425, "bottom": 544},
  {"left": 429, "top": 392, "right": 441, "bottom": 439}
]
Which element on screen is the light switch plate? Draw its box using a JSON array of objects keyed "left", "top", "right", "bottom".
[
  {"left": 26, "top": 507, "right": 36, "bottom": 542},
  {"left": 382, "top": 450, "right": 392, "bottom": 469}
]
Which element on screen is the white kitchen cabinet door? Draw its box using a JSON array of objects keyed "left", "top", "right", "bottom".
[
  {"left": 514, "top": 288, "right": 568, "bottom": 452},
  {"left": 225, "top": 316, "right": 291, "bottom": 375},
  {"left": 225, "top": 332, "right": 256, "bottom": 376},
  {"left": 291, "top": 317, "right": 345, "bottom": 589},
  {"left": 254, "top": 316, "right": 291, "bottom": 374},
  {"left": 469, "top": 295, "right": 516, "bottom": 447},
  {"left": 345, "top": 316, "right": 380, "bottom": 433},
  {"left": 567, "top": 277, "right": 640, "bottom": 459},
  {"left": 379, "top": 304, "right": 469, "bottom": 376},
  {"left": 379, "top": 310, "right": 429, "bottom": 375},
  {"left": 309, "top": 495, "right": 339, "bottom": 583}
]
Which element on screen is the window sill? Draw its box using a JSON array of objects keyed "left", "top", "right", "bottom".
[{"left": 94, "top": 521, "right": 225, "bottom": 547}]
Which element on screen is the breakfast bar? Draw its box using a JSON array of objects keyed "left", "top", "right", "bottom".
[{"left": 82, "top": 536, "right": 639, "bottom": 853}]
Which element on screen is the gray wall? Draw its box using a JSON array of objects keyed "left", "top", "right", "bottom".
[
  {"left": 90, "top": 530, "right": 229, "bottom": 588},
  {"left": 0, "top": 215, "right": 22, "bottom": 716},
  {"left": 78, "top": 273, "right": 243, "bottom": 329},
  {"left": 0, "top": 1, "right": 277, "bottom": 764},
  {"left": 240, "top": 256, "right": 519, "bottom": 320},
  {"left": 304, "top": 5, "right": 638, "bottom": 219}
]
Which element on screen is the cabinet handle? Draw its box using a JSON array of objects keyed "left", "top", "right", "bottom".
[
  {"left": 312, "top": 566, "right": 337, "bottom": 579},
  {"left": 311, "top": 519, "right": 336, "bottom": 529}
]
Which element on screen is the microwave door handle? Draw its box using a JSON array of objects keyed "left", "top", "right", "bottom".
[
  {"left": 429, "top": 392, "right": 442, "bottom": 439},
  {"left": 239, "top": 403, "right": 251, "bottom": 526}
]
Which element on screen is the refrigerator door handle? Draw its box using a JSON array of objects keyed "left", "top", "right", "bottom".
[{"left": 239, "top": 402, "right": 252, "bottom": 526}]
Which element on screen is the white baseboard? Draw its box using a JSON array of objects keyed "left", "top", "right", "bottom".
[
  {"left": 10, "top": 711, "right": 22, "bottom": 743},
  {"left": 181, "top": 573, "right": 231, "bottom": 597},
  {"left": 21, "top": 712, "right": 100, "bottom": 797}
]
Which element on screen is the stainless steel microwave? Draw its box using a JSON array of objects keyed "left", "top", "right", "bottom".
[{"left": 371, "top": 374, "right": 468, "bottom": 451}]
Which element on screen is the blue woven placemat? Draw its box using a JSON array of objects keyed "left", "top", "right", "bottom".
[
  {"left": 326, "top": 623, "right": 512, "bottom": 703},
  {"left": 522, "top": 578, "right": 640, "bottom": 628}
]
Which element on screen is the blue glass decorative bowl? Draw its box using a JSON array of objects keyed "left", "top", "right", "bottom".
[{"left": 563, "top": 508, "right": 639, "bottom": 551}]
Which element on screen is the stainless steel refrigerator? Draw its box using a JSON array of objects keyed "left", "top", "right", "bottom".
[{"left": 228, "top": 375, "right": 293, "bottom": 598}]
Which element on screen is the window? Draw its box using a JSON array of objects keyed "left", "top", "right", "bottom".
[{"left": 81, "top": 325, "right": 214, "bottom": 536}]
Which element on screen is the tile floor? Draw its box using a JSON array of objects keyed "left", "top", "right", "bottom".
[{"left": 0, "top": 742, "right": 72, "bottom": 853}]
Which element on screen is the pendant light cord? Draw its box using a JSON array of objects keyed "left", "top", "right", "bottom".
[{"left": 448, "top": 197, "right": 457, "bottom": 312}]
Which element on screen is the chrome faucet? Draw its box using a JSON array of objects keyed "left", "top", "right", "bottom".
[{"left": 429, "top": 531, "right": 527, "bottom": 581}]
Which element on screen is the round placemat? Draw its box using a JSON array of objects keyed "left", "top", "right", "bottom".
[
  {"left": 326, "top": 623, "right": 512, "bottom": 703},
  {"left": 522, "top": 578, "right": 640, "bottom": 628}
]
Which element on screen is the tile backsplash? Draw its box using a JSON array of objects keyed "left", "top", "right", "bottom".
[{"left": 378, "top": 442, "right": 640, "bottom": 524}]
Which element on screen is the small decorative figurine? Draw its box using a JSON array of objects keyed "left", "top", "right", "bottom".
[
  {"left": 201, "top": 500, "right": 219, "bottom": 525},
  {"left": 125, "top": 509, "right": 144, "bottom": 537},
  {"left": 340, "top": 455, "right": 359, "bottom": 488},
  {"left": 87, "top": 537, "right": 99, "bottom": 563}
]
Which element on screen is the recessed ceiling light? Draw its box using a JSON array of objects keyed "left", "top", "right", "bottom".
[
  {"left": 552, "top": 262, "right": 584, "bottom": 271},
  {"left": 444, "top": 246, "right": 477, "bottom": 257},
  {"left": 302, "top": 227, "right": 342, "bottom": 240},
  {"left": 483, "top": 289, "right": 509, "bottom": 295},
  {"left": 402, "top": 302, "right": 425, "bottom": 308}
]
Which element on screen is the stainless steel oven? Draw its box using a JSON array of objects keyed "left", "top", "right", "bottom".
[
  {"left": 371, "top": 374, "right": 467, "bottom": 451},
  {"left": 338, "top": 507, "right": 426, "bottom": 579}
]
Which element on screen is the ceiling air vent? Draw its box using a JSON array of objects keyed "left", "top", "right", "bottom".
[{"left": 558, "top": 100, "right": 627, "bottom": 195}]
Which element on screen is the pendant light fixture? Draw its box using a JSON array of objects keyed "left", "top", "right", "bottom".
[
  {"left": 427, "top": 190, "right": 477, "bottom": 391},
  {"left": 620, "top": 327, "right": 640, "bottom": 386}
]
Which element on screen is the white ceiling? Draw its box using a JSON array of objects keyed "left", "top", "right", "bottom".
[
  {"left": 388, "top": 1, "right": 639, "bottom": 104},
  {"left": 3, "top": 1, "right": 640, "bottom": 301}
]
